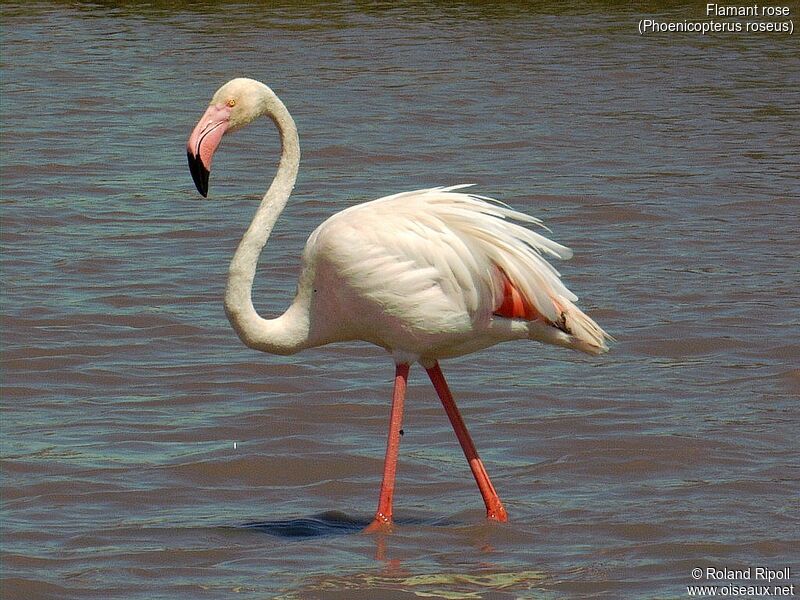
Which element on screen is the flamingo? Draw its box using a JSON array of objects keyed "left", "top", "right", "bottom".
[{"left": 186, "top": 78, "right": 611, "bottom": 531}]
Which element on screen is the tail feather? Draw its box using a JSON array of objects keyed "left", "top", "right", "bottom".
[{"left": 556, "top": 295, "right": 613, "bottom": 354}]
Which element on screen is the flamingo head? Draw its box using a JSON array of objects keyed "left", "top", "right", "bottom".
[{"left": 187, "top": 78, "right": 270, "bottom": 197}]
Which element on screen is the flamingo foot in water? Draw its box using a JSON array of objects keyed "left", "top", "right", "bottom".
[
  {"left": 365, "top": 363, "right": 409, "bottom": 533},
  {"left": 364, "top": 512, "right": 394, "bottom": 533},
  {"left": 426, "top": 362, "right": 508, "bottom": 523}
]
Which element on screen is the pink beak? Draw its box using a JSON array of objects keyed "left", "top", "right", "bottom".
[{"left": 187, "top": 103, "right": 232, "bottom": 197}]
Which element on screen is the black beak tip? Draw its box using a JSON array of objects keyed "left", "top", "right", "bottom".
[{"left": 187, "top": 150, "right": 209, "bottom": 198}]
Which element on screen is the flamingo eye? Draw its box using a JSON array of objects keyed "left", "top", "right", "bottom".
[{"left": 227, "top": 99, "right": 236, "bottom": 108}]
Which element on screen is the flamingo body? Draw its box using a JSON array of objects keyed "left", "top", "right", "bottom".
[
  {"left": 187, "top": 78, "right": 611, "bottom": 529},
  {"left": 294, "top": 185, "right": 608, "bottom": 364}
]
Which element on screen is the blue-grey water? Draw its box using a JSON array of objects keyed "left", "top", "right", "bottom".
[{"left": 2, "top": 3, "right": 798, "bottom": 599}]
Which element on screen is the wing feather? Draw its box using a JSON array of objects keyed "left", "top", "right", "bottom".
[{"left": 306, "top": 185, "right": 609, "bottom": 351}]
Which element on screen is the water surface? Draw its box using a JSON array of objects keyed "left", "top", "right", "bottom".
[{"left": 2, "top": 2, "right": 798, "bottom": 598}]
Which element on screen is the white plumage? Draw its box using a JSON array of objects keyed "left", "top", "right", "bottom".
[{"left": 302, "top": 184, "right": 609, "bottom": 363}]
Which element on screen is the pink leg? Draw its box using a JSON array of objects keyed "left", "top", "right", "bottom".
[
  {"left": 426, "top": 362, "right": 508, "bottom": 522},
  {"left": 365, "top": 363, "right": 410, "bottom": 532}
]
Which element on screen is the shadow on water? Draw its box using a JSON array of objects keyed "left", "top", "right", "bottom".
[
  {"left": 239, "top": 511, "right": 459, "bottom": 538},
  {"left": 240, "top": 511, "right": 367, "bottom": 538}
]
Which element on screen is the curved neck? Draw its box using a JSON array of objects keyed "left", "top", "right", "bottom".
[{"left": 223, "top": 91, "right": 309, "bottom": 355}]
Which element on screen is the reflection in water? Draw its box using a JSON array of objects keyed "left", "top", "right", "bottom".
[{"left": 270, "top": 522, "right": 547, "bottom": 599}]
